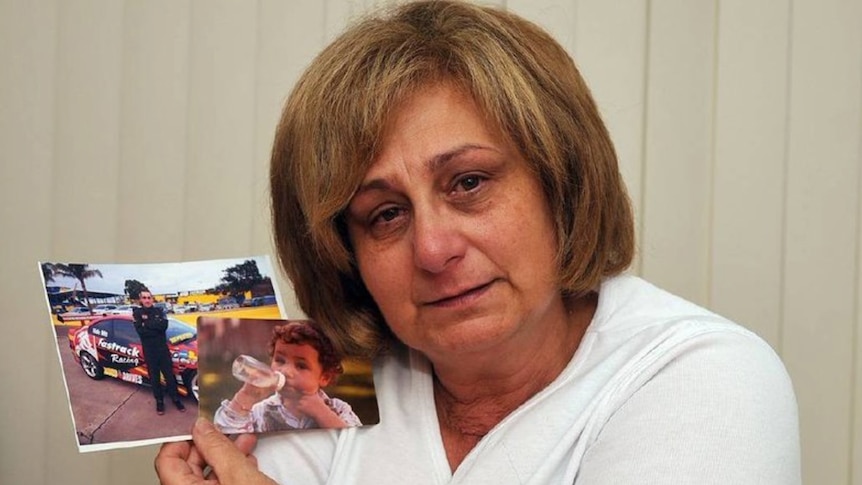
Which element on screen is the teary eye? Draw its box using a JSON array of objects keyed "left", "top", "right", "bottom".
[
  {"left": 378, "top": 207, "right": 402, "bottom": 222},
  {"left": 457, "top": 175, "right": 482, "bottom": 191}
]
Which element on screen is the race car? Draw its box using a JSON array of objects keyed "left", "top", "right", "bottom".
[{"left": 68, "top": 314, "right": 199, "bottom": 401}]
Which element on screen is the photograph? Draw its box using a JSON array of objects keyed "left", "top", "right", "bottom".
[
  {"left": 40, "top": 256, "right": 286, "bottom": 452},
  {"left": 197, "top": 317, "right": 379, "bottom": 434}
]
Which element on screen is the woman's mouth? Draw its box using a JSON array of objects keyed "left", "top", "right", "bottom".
[{"left": 424, "top": 280, "right": 498, "bottom": 308}]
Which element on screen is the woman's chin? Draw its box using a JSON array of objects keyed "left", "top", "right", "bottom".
[{"left": 413, "top": 315, "right": 520, "bottom": 362}]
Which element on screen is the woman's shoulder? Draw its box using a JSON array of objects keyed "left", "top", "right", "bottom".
[
  {"left": 586, "top": 275, "right": 775, "bottom": 354},
  {"left": 571, "top": 299, "right": 800, "bottom": 482},
  {"left": 556, "top": 276, "right": 800, "bottom": 482},
  {"left": 570, "top": 274, "right": 796, "bottom": 428},
  {"left": 592, "top": 275, "right": 725, "bottom": 329}
]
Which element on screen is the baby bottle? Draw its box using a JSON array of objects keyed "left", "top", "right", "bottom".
[{"left": 231, "top": 354, "right": 285, "bottom": 390}]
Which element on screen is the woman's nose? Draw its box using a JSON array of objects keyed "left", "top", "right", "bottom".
[{"left": 411, "top": 207, "right": 466, "bottom": 273}]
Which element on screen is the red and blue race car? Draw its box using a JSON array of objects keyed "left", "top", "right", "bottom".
[{"left": 68, "top": 314, "right": 199, "bottom": 400}]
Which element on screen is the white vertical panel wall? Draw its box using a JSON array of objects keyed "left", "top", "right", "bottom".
[
  {"left": 1, "top": 1, "right": 861, "bottom": 484},
  {"left": 48, "top": 2, "right": 125, "bottom": 484},
  {"left": 51, "top": 0, "right": 124, "bottom": 262},
  {"left": 570, "top": 0, "right": 648, "bottom": 274},
  {"left": 710, "top": 0, "right": 789, "bottom": 351},
  {"left": 254, "top": 1, "right": 328, "bottom": 314},
  {"left": 184, "top": 1, "right": 258, "bottom": 260},
  {"left": 639, "top": 0, "right": 717, "bottom": 306},
  {"left": 117, "top": 1, "right": 191, "bottom": 263},
  {"left": 782, "top": 1, "right": 862, "bottom": 484},
  {"left": 856, "top": 122, "right": 862, "bottom": 485},
  {"left": 0, "top": 1, "right": 57, "bottom": 484},
  {"left": 506, "top": 0, "right": 577, "bottom": 55}
]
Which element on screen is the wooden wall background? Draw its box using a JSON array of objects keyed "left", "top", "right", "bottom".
[{"left": 1, "top": 0, "right": 860, "bottom": 483}]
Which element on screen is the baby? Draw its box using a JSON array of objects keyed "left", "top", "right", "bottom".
[{"left": 214, "top": 320, "right": 361, "bottom": 433}]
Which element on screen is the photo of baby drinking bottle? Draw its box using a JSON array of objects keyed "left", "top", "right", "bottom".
[{"left": 197, "top": 318, "right": 376, "bottom": 434}]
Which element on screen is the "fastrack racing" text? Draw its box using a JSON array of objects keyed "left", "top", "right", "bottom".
[{"left": 97, "top": 338, "right": 140, "bottom": 357}]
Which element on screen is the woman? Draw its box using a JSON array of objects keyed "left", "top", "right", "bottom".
[{"left": 157, "top": 1, "right": 800, "bottom": 483}]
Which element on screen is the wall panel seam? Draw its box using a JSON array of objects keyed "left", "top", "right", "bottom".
[
  {"left": 46, "top": 0, "right": 61, "bottom": 460},
  {"left": 849, "top": 19, "right": 862, "bottom": 483},
  {"left": 181, "top": 0, "right": 195, "bottom": 260},
  {"left": 636, "top": 0, "right": 652, "bottom": 277},
  {"left": 113, "top": 0, "right": 128, "bottom": 264},
  {"left": 777, "top": 0, "right": 793, "bottom": 359},
  {"left": 109, "top": 1, "right": 129, "bottom": 477},
  {"left": 571, "top": 0, "right": 579, "bottom": 54},
  {"left": 706, "top": 0, "right": 719, "bottom": 309},
  {"left": 50, "top": 0, "right": 64, "bottom": 259},
  {"left": 252, "top": 0, "right": 262, "bottom": 256}
]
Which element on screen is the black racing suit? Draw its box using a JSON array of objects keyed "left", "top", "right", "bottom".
[{"left": 133, "top": 306, "right": 180, "bottom": 402}]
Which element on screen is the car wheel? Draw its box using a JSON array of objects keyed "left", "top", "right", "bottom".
[
  {"left": 80, "top": 352, "right": 105, "bottom": 380},
  {"left": 183, "top": 369, "right": 199, "bottom": 402}
]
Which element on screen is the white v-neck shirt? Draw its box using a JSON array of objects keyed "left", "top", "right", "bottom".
[{"left": 254, "top": 275, "right": 801, "bottom": 484}]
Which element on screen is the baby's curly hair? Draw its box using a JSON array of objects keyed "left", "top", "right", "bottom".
[{"left": 268, "top": 320, "right": 344, "bottom": 376}]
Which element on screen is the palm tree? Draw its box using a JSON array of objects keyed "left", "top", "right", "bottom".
[{"left": 53, "top": 263, "right": 103, "bottom": 310}]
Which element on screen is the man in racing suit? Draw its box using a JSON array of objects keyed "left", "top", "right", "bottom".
[{"left": 133, "top": 290, "right": 185, "bottom": 415}]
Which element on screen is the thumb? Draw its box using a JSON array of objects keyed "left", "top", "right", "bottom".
[
  {"left": 191, "top": 418, "right": 257, "bottom": 482},
  {"left": 233, "top": 432, "right": 258, "bottom": 456}
]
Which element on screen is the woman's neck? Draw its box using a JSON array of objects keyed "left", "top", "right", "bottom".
[{"left": 431, "top": 292, "right": 597, "bottom": 471}]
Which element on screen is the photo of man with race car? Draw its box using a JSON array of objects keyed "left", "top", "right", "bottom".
[
  {"left": 133, "top": 289, "right": 186, "bottom": 416},
  {"left": 40, "top": 256, "right": 286, "bottom": 452}
]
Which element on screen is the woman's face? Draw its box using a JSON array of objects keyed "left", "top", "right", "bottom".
[{"left": 345, "top": 84, "right": 563, "bottom": 363}]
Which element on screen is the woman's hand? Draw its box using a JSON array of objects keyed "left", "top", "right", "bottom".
[{"left": 155, "top": 418, "right": 276, "bottom": 485}]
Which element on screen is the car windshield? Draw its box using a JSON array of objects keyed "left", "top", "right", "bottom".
[{"left": 166, "top": 318, "right": 197, "bottom": 344}]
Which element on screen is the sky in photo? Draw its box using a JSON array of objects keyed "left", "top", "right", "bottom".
[{"left": 42, "top": 256, "right": 276, "bottom": 296}]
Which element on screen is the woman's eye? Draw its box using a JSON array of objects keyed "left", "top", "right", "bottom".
[
  {"left": 379, "top": 207, "right": 401, "bottom": 222},
  {"left": 455, "top": 174, "right": 484, "bottom": 192},
  {"left": 370, "top": 206, "right": 404, "bottom": 226}
]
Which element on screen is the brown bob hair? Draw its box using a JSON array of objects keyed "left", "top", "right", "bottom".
[{"left": 270, "top": 0, "right": 634, "bottom": 359}]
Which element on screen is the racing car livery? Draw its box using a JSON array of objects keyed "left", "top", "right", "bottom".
[{"left": 68, "top": 314, "right": 199, "bottom": 400}]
